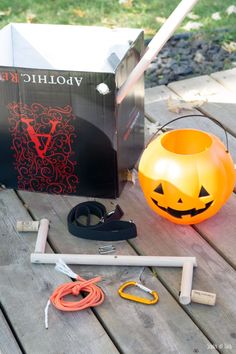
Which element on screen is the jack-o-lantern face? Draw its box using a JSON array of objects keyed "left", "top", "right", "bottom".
[{"left": 151, "top": 182, "right": 214, "bottom": 220}]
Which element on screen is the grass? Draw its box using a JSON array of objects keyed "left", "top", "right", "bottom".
[{"left": 0, "top": 0, "right": 236, "bottom": 42}]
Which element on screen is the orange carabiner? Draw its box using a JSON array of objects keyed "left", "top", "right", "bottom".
[{"left": 118, "top": 281, "right": 159, "bottom": 305}]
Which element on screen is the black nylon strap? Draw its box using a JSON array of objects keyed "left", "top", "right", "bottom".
[{"left": 67, "top": 201, "right": 137, "bottom": 241}]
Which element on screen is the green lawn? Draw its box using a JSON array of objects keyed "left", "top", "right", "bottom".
[{"left": 0, "top": 0, "right": 236, "bottom": 42}]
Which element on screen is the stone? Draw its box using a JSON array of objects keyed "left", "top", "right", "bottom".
[
  {"left": 176, "top": 39, "right": 187, "bottom": 48},
  {"left": 194, "top": 51, "right": 205, "bottom": 63},
  {"left": 158, "top": 78, "right": 169, "bottom": 85},
  {"left": 173, "top": 65, "right": 193, "bottom": 75},
  {"left": 144, "top": 32, "right": 236, "bottom": 87},
  {"left": 165, "top": 58, "right": 177, "bottom": 69}
]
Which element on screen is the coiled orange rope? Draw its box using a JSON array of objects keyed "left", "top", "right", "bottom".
[
  {"left": 45, "top": 260, "right": 105, "bottom": 328},
  {"left": 50, "top": 275, "right": 104, "bottom": 312}
]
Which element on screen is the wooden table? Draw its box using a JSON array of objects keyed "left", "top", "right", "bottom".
[{"left": 1, "top": 69, "right": 236, "bottom": 354}]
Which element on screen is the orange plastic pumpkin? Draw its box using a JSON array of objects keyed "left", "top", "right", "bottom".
[{"left": 138, "top": 128, "right": 235, "bottom": 225}]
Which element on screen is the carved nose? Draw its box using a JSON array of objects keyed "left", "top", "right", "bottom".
[{"left": 177, "top": 198, "right": 183, "bottom": 203}]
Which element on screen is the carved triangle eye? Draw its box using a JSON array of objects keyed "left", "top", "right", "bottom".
[
  {"left": 154, "top": 183, "right": 164, "bottom": 194},
  {"left": 199, "top": 186, "right": 209, "bottom": 197}
]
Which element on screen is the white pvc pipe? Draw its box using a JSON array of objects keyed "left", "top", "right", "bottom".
[
  {"left": 34, "top": 219, "right": 50, "bottom": 253},
  {"left": 179, "top": 261, "right": 194, "bottom": 305},
  {"left": 31, "top": 253, "right": 197, "bottom": 267},
  {"left": 116, "top": 0, "right": 199, "bottom": 104}
]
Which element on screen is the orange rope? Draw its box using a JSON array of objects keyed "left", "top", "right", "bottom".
[
  {"left": 50, "top": 275, "right": 105, "bottom": 312},
  {"left": 44, "top": 260, "right": 105, "bottom": 328}
]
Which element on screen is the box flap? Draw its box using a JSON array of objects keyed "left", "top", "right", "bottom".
[
  {"left": 0, "top": 23, "right": 142, "bottom": 73},
  {"left": 0, "top": 24, "right": 13, "bottom": 67}
]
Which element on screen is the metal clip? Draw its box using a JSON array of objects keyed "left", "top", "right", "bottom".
[
  {"left": 118, "top": 281, "right": 159, "bottom": 305},
  {"left": 106, "top": 210, "right": 115, "bottom": 217},
  {"left": 98, "top": 244, "right": 116, "bottom": 254}
]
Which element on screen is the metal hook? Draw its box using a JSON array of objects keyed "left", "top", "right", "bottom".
[{"left": 118, "top": 281, "right": 159, "bottom": 305}]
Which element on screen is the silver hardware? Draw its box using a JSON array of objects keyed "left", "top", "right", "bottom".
[
  {"left": 106, "top": 210, "right": 115, "bottom": 217},
  {"left": 99, "top": 244, "right": 116, "bottom": 254}
]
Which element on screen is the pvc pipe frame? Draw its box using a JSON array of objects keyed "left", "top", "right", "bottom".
[
  {"left": 31, "top": 219, "right": 197, "bottom": 267},
  {"left": 34, "top": 219, "right": 50, "bottom": 253},
  {"left": 31, "top": 253, "right": 197, "bottom": 268},
  {"left": 116, "top": 0, "right": 199, "bottom": 104},
  {"left": 179, "top": 261, "right": 194, "bottom": 305},
  {"left": 28, "top": 219, "right": 197, "bottom": 307}
]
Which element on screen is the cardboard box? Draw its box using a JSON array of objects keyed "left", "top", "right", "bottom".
[{"left": 0, "top": 23, "right": 144, "bottom": 198}]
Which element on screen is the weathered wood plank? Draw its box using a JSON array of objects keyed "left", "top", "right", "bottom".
[
  {"left": 145, "top": 85, "right": 192, "bottom": 124},
  {"left": 19, "top": 190, "right": 214, "bottom": 354},
  {"left": 145, "top": 85, "right": 236, "bottom": 268},
  {"left": 0, "top": 190, "right": 119, "bottom": 354},
  {"left": 211, "top": 69, "right": 236, "bottom": 93},
  {"left": 115, "top": 183, "right": 236, "bottom": 354},
  {"left": 0, "top": 311, "right": 22, "bottom": 354},
  {"left": 193, "top": 194, "right": 236, "bottom": 268},
  {"left": 145, "top": 85, "right": 236, "bottom": 162},
  {"left": 168, "top": 75, "right": 236, "bottom": 138},
  {"left": 145, "top": 85, "right": 178, "bottom": 123}
]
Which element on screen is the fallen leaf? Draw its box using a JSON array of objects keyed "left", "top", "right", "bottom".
[
  {"left": 146, "top": 122, "right": 162, "bottom": 137},
  {"left": 222, "top": 41, "right": 236, "bottom": 53},
  {"left": 187, "top": 12, "right": 200, "bottom": 20},
  {"left": 101, "top": 17, "right": 116, "bottom": 27},
  {"left": 145, "top": 122, "right": 172, "bottom": 147},
  {"left": 73, "top": 8, "right": 86, "bottom": 17},
  {"left": 155, "top": 16, "right": 166, "bottom": 24},
  {"left": 167, "top": 97, "right": 205, "bottom": 113},
  {"left": 211, "top": 12, "right": 221, "bottom": 20},
  {"left": 0, "top": 8, "right": 11, "bottom": 17},
  {"left": 226, "top": 5, "right": 236, "bottom": 15},
  {"left": 183, "top": 21, "right": 203, "bottom": 31},
  {"left": 144, "top": 28, "right": 155, "bottom": 36},
  {"left": 118, "top": 0, "right": 133, "bottom": 8},
  {"left": 120, "top": 169, "right": 137, "bottom": 184},
  {"left": 26, "top": 12, "right": 37, "bottom": 23}
]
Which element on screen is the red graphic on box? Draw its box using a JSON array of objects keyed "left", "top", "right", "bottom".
[
  {"left": 0, "top": 71, "right": 19, "bottom": 83},
  {"left": 20, "top": 117, "right": 59, "bottom": 158},
  {"left": 8, "top": 102, "right": 78, "bottom": 194}
]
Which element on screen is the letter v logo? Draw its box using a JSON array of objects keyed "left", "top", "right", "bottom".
[{"left": 21, "top": 117, "right": 59, "bottom": 158}]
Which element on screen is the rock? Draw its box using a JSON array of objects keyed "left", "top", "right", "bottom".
[
  {"left": 194, "top": 51, "right": 205, "bottom": 63},
  {"left": 144, "top": 31, "right": 236, "bottom": 87},
  {"left": 164, "top": 58, "right": 177, "bottom": 69},
  {"left": 172, "top": 33, "right": 192, "bottom": 40},
  {"left": 173, "top": 65, "right": 193, "bottom": 75},
  {"left": 192, "top": 39, "right": 205, "bottom": 49},
  {"left": 158, "top": 78, "right": 169, "bottom": 85},
  {"left": 176, "top": 39, "right": 187, "bottom": 48},
  {"left": 146, "top": 62, "right": 158, "bottom": 75},
  {"left": 159, "top": 49, "right": 172, "bottom": 58},
  {"left": 213, "top": 62, "right": 224, "bottom": 70}
]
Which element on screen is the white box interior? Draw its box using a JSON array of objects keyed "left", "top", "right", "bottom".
[{"left": 0, "top": 23, "right": 142, "bottom": 72}]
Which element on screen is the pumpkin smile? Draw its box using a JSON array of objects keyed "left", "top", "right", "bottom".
[{"left": 151, "top": 198, "right": 213, "bottom": 218}]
